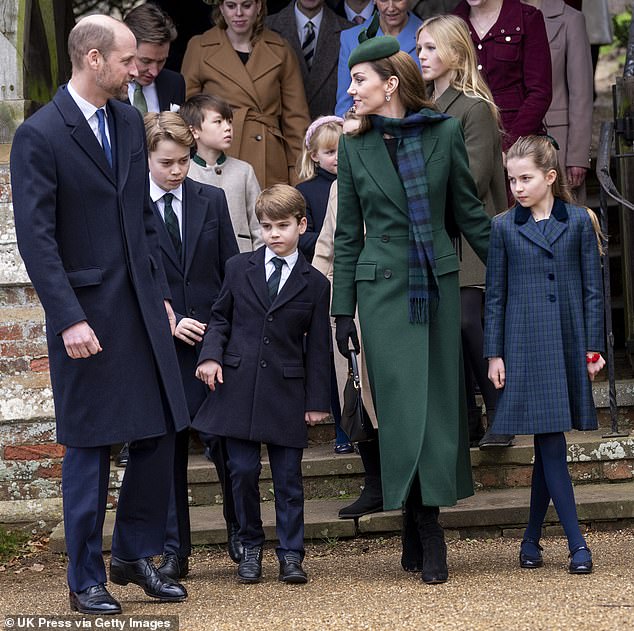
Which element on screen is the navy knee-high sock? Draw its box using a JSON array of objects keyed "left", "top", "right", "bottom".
[{"left": 532, "top": 433, "right": 587, "bottom": 555}]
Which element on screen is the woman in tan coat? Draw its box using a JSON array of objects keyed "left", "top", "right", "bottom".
[{"left": 181, "top": 0, "right": 310, "bottom": 188}]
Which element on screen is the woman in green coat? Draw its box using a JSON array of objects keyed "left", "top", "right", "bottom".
[{"left": 332, "top": 35, "right": 490, "bottom": 584}]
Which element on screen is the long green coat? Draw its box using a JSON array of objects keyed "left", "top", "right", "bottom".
[{"left": 332, "top": 115, "right": 491, "bottom": 509}]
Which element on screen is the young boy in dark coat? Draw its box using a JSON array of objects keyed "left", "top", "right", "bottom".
[
  {"left": 144, "top": 112, "right": 239, "bottom": 580},
  {"left": 193, "top": 185, "right": 331, "bottom": 584}
]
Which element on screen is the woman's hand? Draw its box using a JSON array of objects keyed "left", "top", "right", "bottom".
[
  {"left": 305, "top": 411, "right": 330, "bottom": 426},
  {"left": 586, "top": 352, "right": 606, "bottom": 381},
  {"left": 488, "top": 357, "right": 506, "bottom": 389},
  {"left": 335, "top": 316, "right": 360, "bottom": 358},
  {"left": 174, "top": 318, "right": 206, "bottom": 345}
]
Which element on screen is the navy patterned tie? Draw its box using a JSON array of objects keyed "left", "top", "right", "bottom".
[
  {"left": 163, "top": 193, "right": 182, "bottom": 258},
  {"left": 302, "top": 21, "right": 316, "bottom": 69},
  {"left": 95, "top": 108, "right": 112, "bottom": 167},
  {"left": 267, "top": 257, "right": 285, "bottom": 302}
]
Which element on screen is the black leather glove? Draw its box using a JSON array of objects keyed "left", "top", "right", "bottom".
[{"left": 335, "top": 316, "right": 360, "bottom": 358}]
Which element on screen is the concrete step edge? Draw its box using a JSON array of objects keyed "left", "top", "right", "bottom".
[{"left": 46, "top": 480, "right": 634, "bottom": 553}]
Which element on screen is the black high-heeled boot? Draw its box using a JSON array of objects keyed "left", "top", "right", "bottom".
[
  {"left": 401, "top": 507, "right": 424, "bottom": 572},
  {"left": 415, "top": 506, "right": 448, "bottom": 584},
  {"left": 338, "top": 438, "right": 383, "bottom": 519}
]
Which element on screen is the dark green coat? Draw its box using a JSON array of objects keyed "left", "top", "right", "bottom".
[{"left": 332, "top": 115, "right": 490, "bottom": 509}]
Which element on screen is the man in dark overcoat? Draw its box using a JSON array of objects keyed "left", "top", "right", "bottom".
[
  {"left": 10, "top": 15, "right": 190, "bottom": 615},
  {"left": 266, "top": 0, "right": 352, "bottom": 119}
]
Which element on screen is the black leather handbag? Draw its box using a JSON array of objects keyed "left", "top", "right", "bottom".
[{"left": 340, "top": 351, "right": 374, "bottom": 443}]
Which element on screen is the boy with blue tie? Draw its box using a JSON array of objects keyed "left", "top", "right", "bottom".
[
  {"left": 144, "top": 112, "right": 239, "bottom": 580},
  {"left": 193, "top": 185, "right": 331, "bottom": 584}
]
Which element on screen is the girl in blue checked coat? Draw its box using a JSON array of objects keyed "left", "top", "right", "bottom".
[{"left": 484, "top": 135, "right": 605, "bottom": 575}]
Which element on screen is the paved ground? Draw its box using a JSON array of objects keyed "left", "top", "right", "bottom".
[{"left": 2, "top": 530, "right": 634, "bottom": 630}]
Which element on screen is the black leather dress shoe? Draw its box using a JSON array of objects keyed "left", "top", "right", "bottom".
[
  {"left": 227, "top": 522, "right": 243, "bottom": 564},
  {"left": 478, "top": 429, "right": 515, "bottom": 449},
  {"left": 238, "top": 546, "right": 262, "bottom": 583},
  {"left": 110, "top": 556, "right": 187, "bottom": 601},
  {"left": 69, "top": 584, "right": 121, "bottom": 615},
  {"left": 519, "top": 538, "right": 544, "bottom": 569},
  {"left": 157, "top": 554, "right": 189, "bottom": 581},
  {"left": 278, "top": 553, "right": 308, "bottom": 584},
  {"left": 115, "top": 443, "right": 129, "bottom": 467}
]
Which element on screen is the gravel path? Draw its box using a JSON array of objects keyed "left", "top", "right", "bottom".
[{"left": 2, "top": 530, "right": 634, "bottom": 630}]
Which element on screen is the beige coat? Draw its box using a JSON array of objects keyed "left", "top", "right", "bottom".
[
  {"left": 182, "top": 27, "right": 311, "bottom": 188},
  {"left": 312, "top": 181, "right": 378, "bottom": 428},
  {"left": 539, "top": 0, "right": 593, "bottom": 173},
  {"left": 188, "top": 157, "right": 263, "bottom": 253}
]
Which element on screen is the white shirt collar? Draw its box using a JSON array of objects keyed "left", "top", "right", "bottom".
[
  {"left": 67, "top": 80, "right": 101, "bottom": 121},
  {"left": 265, "top": 246, "right": 299, "bottom": 268},
  {"left": 344, "top": 2, "right": 374, "bottom": 23},
  {"left": 294, "top": 3, "right": 324, "bottom": 32},
  {"left": 149, "top": 177, "right": 183, "bottom": 203}
]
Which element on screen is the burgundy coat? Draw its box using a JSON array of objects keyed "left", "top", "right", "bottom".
[{"left": 454, "top": 0, "right": 552, "bottom": 151}]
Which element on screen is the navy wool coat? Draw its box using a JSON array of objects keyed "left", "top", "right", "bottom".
[
  {"left": 192, "top": 247, "right": 331, "bottom": 449},
  {"left": 10, "top": 86, "right": 190, "bottom": 447},
  {"left": 483, "top": 200, "right": 604, "bottom": 435},
  {"left": 154, "top": 178, "right": 239, "bottom": 416}
]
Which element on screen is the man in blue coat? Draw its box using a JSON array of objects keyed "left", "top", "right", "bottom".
[{"left": 10, "top": 15, "right": 189, "bottom": 615}]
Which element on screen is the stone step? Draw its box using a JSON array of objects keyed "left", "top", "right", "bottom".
[{"left": 47, "top": 479, "right": 634, "bottom": 553}]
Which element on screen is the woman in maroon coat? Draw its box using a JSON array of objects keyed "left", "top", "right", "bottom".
[{"left": 453, "top": 0, "right": 552, "bottom": 152}]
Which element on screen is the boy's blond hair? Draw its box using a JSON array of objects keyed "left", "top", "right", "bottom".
[
  {"left": 144, "top": 112, "right": 195, "bottom": 153},
  {"left": 255, "top": 185, "right": 306, "bottom": 223}
]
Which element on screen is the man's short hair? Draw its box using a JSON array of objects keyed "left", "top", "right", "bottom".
[
  {"left": 256, "top": 185, "right": 306, "bottom": 223},
  {"left": 124, "top": 3, "right": 177, "bottom": 45},
  {"left": 68, "top": 18, "right": 116, "bottom": 69},
  {"left": 180, "top": 94, "right": 234, "bottom": 130}
]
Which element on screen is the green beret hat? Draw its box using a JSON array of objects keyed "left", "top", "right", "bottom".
[{"left": 348, "top": 35, "right": 400, "bottom": 69}]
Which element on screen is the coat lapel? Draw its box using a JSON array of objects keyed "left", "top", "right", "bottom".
[
  {"left": 183, "top": 180, "right": 207, "bottom": 276},
  {"left": 515, "top": 200, "right": 569, "bottom": 253},
  {"left": 271, "top": 254, "right": 309, "bottom": 311},
  {"left": 309, "top": 9, "right": 347, "bottom": 98},
  {"left": 110, "top": 102, "right": 132, "bottom": 190},
  {"left": 55, "top": 87, "right": 115, "bottom": 186},
  {"left": 357, "top": 129, "right": 408, "bottom": 215},
  {"left": 248, "top": 33, "right": 284, "bottom": 83},
  {"left": 246, "top": 247, "right": 271, "bottom": 310},
  {"left": 200, "top": 29, "right": 263, "bottom": 105}
]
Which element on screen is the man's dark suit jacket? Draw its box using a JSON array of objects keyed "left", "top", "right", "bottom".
[
  {"left": 266, "top": 3, "right": 352, "bottom": 119},
  {"left": 10, "top": 86, "right": 190, "bottom": 447},
  {"left": 154, "top": 177, "right": 239, "bottom": 417},
  {"left": 192, "top": 247, "right": 331, "bottom": 449},
  {"left": 126, "top": 68, "right": 186, "bottom": 111}
]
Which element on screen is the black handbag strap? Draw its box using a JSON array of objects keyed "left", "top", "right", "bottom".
[{"left": 348, "top": 352, "right": 361, "bottom": 390}]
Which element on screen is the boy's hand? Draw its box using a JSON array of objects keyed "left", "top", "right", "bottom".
[
  {"left": 305, "top": 411, "right": 329, "bottom": 426},
  {"left": 196, "top": 360, "right": 223, "bottom": 390},
  {"left": 175, "top": 318, "right": 207, "bottom": 345},
  {"left": 488, "top": 357, "right": 506, "bottom": 389},
  {"left": 587, "top": 352, "right": 606, "bottom": 381}
]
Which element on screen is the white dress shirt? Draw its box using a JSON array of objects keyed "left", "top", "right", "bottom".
[
  {"left": 344, "top": 1, "right": 374, "bottom": 24},
  {"left": 127, "top": 81, "right": 161, "bottom": 113},
  {"left": 150, "top": 177, "right": 184, "bottom": 238},
  {"left": 67, "top": 81, "right": 111, "bottom": 148},
  {"left": 265, "top": 247, "right": 298, "bottom": 294},
  {"left": 294, "top": 3, "right": 324, "bottom": 44}
]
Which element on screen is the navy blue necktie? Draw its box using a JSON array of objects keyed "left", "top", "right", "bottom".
[
  {"left": 267, "top": 257, "right": 285, "bottom": 302},
  {"left": 95, "top": 108, "right": 112, "bottom": 167}
]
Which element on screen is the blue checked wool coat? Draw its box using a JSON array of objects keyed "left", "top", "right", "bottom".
[{"left": 483, "top": 199, "right": 604, "bottom": 435}]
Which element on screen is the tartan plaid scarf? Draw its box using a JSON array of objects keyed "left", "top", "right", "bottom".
[{"left": 371, "top": 109, "right": 449, "bottom": 323}]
